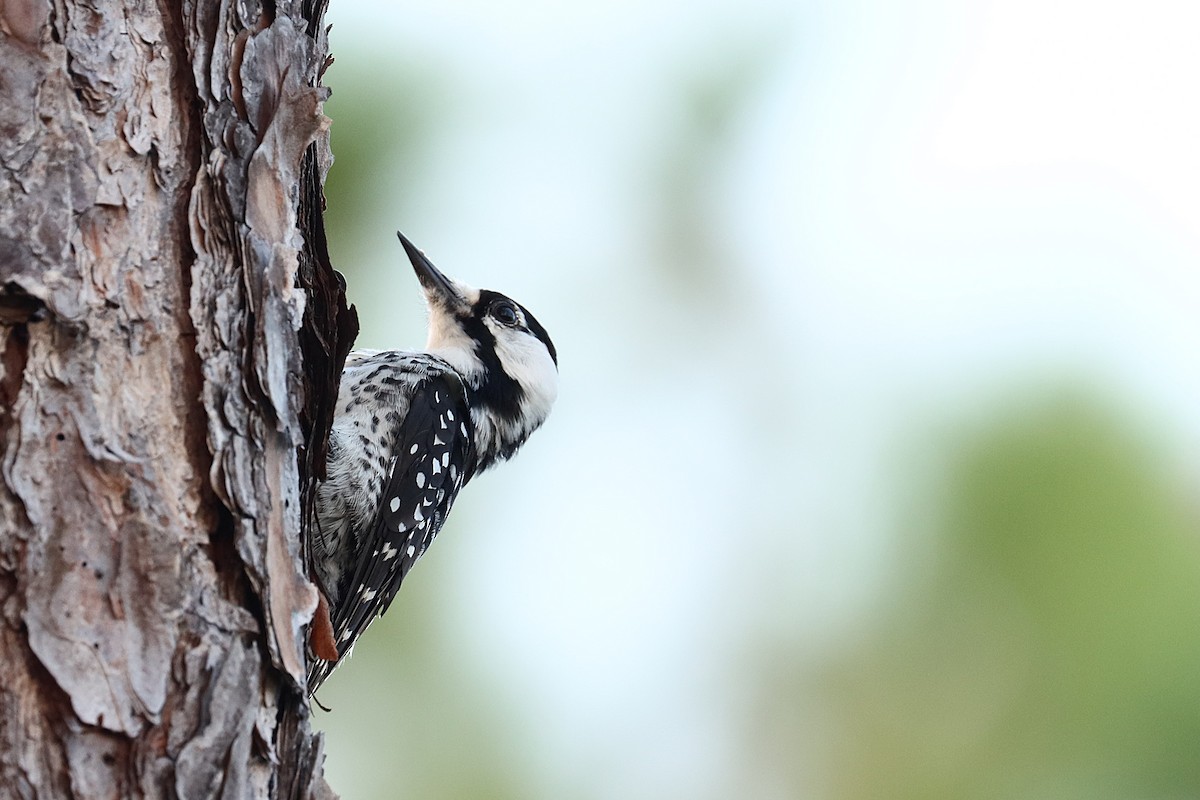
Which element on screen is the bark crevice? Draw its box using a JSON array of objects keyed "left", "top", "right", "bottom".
[{"left": 0, "top": 0, "right": 349, "bottom": 795}]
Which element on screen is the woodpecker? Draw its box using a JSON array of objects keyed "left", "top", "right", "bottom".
[{"left": 307, "top": 232, "right": 558, "bottom": 692}]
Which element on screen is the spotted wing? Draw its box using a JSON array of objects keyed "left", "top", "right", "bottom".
[{"left": 313, "top": 374, "right": 474, "bottom": 687}]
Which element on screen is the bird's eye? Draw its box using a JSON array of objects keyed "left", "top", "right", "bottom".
[{"left": 491, "top": 302, "right": 519, "bottom": 326}]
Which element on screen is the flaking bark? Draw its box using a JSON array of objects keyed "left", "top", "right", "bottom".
[{"left": 0, "top": 0, "right": 356, "bottom": 797}]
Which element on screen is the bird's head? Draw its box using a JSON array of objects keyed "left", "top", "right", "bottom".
[{"left": 398, "top": 232, "right": 558, "bottom": 469}]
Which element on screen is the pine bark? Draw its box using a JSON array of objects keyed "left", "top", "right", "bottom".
[{"left": 0, "top": 0, "right": 355, "bottom": 797}]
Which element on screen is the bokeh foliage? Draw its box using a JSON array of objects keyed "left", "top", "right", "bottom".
[
  {"left": 315, "top": 21, "right": 1199, "bottom": 800},
  {"left": 751, "top": 391, "right": 1200, "bottom": 799}
]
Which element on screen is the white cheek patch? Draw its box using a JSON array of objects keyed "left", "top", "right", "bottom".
[{"left": 492, "top": 327, "right": 559, "bottom": 420}]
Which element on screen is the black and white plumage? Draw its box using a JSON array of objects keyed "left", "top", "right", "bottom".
[{"left": 308, "top": 233, "right": 558, "bottom": 692}]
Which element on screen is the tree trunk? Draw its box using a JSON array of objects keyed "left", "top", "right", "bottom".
[{"left": 0, "top": 0, "right": 356, "bottom": 797}]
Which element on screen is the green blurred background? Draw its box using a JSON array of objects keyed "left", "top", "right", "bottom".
[{"left": 312, "top": 1, "right": 1200, "bottom": 797}]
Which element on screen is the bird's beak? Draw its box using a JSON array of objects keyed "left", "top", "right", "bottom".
[{"left": 397, "top": 231, "right": 466, "bottom": 311}]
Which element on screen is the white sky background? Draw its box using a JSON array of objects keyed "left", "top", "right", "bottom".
[{"left": 314, "top": 1, "right": 1200, "bottom": 797}]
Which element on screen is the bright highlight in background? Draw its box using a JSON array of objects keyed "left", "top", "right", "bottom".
[{"left": 313, "top": 1, "right": 1200, "bottom": 798}]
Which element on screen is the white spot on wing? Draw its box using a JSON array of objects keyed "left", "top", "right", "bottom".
[
  {"left": 389, "top": 497, "right": 400, "bottom": 513},
  {"left": 416, "top": 472, "right": 425, "bottom": 488}
]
